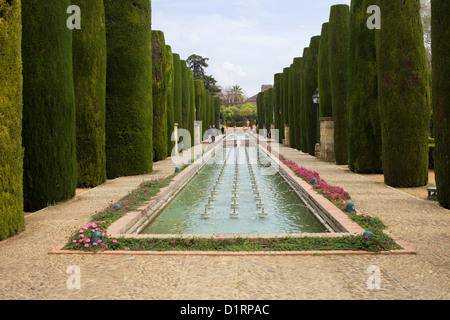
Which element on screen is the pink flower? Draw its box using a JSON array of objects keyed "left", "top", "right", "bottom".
[
  {"left": 112, "top": 240, "right": 117, "bottom": 243},
  {"left": 84, "top": 244, "right": 89, "bottom": 248}
]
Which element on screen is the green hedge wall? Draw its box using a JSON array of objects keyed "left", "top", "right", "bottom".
[
  {"left": 302, "top": 36, "right": 321, "bottom": 156},
  {"left": 431, "top": 0, "right": 449, "bottom": 207},
  {"left": 0, "top": 0, "right": 24, "bottom": 239},
  {"left": 72, "top": 0, "right": 107, "bottom": 188},
  {"left": 194, "top": 80, "right": 204, "bottom": 133},
  {"left": 151, "top": 30, "right": 168, "bottom": 162},
  {"left": 318, "top": 23, "right": 333, "bottom": 118},
  {"left": 181, "top": 60, "right": 190, "bottom": 132},
  {"left": 104, "top": 0, "right": 153, "bottom": 178},
  {"left": 291, "top": 57, "right": 303, "bottom": 150},
  {"left": 282, "top": 67, "right": 290, "bottom": 141},
  {"left": 329, "top": 4, "right": 350, "bottom": 165},
  {"left": 22, "top": 0, "right": 77, "bottom": 211},
  {"left": 376, "top": 0, "right": 431, "bottom": 187},
  {"left": 165, "top": 46, "right": 174, "bottom": 157},
  {"left": 347, "top": 0, "right": 382, "bottom": 174}
]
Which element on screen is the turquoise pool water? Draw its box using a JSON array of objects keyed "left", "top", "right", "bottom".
[{"left": 141, "top": 136, "right": 328, "bottom": 235}]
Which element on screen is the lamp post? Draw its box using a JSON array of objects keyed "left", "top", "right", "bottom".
[{"left": 312, "top": 88, "right": 320, "bottom": 157}]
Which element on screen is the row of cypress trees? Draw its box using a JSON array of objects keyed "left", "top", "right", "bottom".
[
  {"left": 0, "top": 0, "right": 223, "bottom": 239},
  {"left": 259, "top": 0, "right": 448, "bottom": 208}
]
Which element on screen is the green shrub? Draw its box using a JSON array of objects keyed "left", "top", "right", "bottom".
[
  {"left": 329, "top": 5, "right": 350, "bottom": 165},
  {"left": 151, "top": 30, "right": 168, "bottom": 162},
  {"left": 72, "top": 0, "right": 107, "bottom": 188},
  {"left": 104, "top": 0, "right": 153, "bottom": 178},
  {"left": 431, "top": 0, "right": 450, "bottom": 208},
  {"left": 376, "top": 0, "right": 431, "bottom": 187},
  {"left": 0, "top": 0, "right": 24, "bottom": 239},
  {"left": 347, "top": 0, "right": 382, "bottom": 174},
  {"left": 22, "top": 0, "right": 77, "bottom": 211}
]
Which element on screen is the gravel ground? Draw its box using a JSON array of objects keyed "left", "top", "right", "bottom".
[{"left": 0, "top": 142, "right": 448, "bottom": 300}]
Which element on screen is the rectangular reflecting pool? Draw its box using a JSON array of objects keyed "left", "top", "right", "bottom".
[{"left": 140, "top": 135, "right": 329, "bottom": 235}]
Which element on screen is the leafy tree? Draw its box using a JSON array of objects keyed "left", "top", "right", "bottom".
[{"left": 187, "top": 54, "right": 220, "bottom": 94}]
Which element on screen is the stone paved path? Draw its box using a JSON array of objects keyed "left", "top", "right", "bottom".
[{"left": 0, "top": 143, "right": 448, "bottom": 300}]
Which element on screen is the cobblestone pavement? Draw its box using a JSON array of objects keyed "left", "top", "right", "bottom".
[{"left": 0, "top": 143, "right": 448, "bottom": 300}]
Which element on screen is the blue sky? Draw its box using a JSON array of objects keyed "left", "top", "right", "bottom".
[{"left": 152, "top": 0, "right": 351, "bottom": 97}]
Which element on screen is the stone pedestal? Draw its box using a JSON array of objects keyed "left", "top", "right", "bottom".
[
  {"left": 284, "top": 125, "right": 290, "bottom": 147},
  {"left": 319, "top": 117, "right": 335, "bottom": 162}
]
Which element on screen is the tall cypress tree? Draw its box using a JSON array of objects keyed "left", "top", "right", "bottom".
[
  {"left": 376, "top": 0, "right": 431, "bottom": 187},
  {"left": 318, "top": 23, "right": 332, "bottom": 118},
  {"left": 291, "top": 57, "right": 303, "bottom": 150},
  {"left": 302, "top": 36, "right": 321, "bottom": 156},
  {"left": 180, "top": 60, "right": 190, "bottom": 131},
  {"left": 104, "top": 0, "right": 153, "bottom": 178},
  {"left": 300, "top": 48, "right": 310, "bottom": 152},
  {"left": 165, "top": 45, "right": 175, "bottom": 157},
  {"left": 72, "top": 0, "right": 107, "bottom": 188},
  {"left": 288, "top": 64, "right": 295, "bottom": 147},
  {"left": 329, "top": 4, "right": 350, "bottom": 165},
  {"left": 172, "top": 53, "right": 182, "bottom": 132},
  {"left": 194, "top": 80, "right": 204, "bottom": 136},
  {"left": 432, "top": 0, "right": 450, "bottom": 208},
  {"left": 257, "top": 92, "right": 265, "bottom": 131},
  {"left": 273, "top": 73, "right": 282, "bottom": 142},
  {"left": 282, "top": 68, "right": 290, "bottom": 141},
  {"left": 188, "top": 68, "right": 196, "bottom": 147},
  {"left": 151, "top": 30, "right": 168, "bottom": 162},
  {"left": 214, "top": 97, "right": 221, "bottom": 130},
  {"left": 347, "top": 0, "right": 382, "bottom": 173},
  {"left": 22, "top": 0, "right": 77, "bottom": 211},
  {"left": 0, "top": 0, "right": 24, "bottom": 239}
]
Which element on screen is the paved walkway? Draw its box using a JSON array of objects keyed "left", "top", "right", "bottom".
[{"left": 0, "top": 143, "right": 448, "bottom": 300}]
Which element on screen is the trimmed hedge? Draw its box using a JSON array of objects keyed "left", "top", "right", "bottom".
[
  {"left": 180, "top": 60, "right": 190, "bottom": 131},
  {"left": 282, "top": 67, "right": 290, "bottom": 141},
  {"left": 329, "top": 5, "right": 350, "bottom": 165},
  {"left": 22, "top": 0, "right": 77, "bottom": 211},
  {"left": 291, "top": 57, "right": 303, "bottom": 150},
  {"left": 194, "top": 80, "right": 204, "bottom": 133},
  {"left": 151, "top": 30, "right": 168, "bottom": 162},
  {"left": 431, "top": 0, "right": 450, "bottom": 208},
  {"left": 347, "top": 0, "right": 382, "bottom": 174},
  {"left": 165, "top": 46, "right": 175, "bottom": 157},
  {"left": 104, "top": 0, "right": 153, "bottom": 178},
  {"left": 0, "top": 0, "right": 24, "bottom": 239},
  {"left": 318, "top": 23, "right": 332, "bottom": 118},
  {"left": 72, "top": 0, "right": 107, "bottom": 188},
  {"left": 376, "top": 0, "right": 431, "bottom": 187},
  {"left": 302, "top": 36, "right": 321, "bottom": 156}
]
